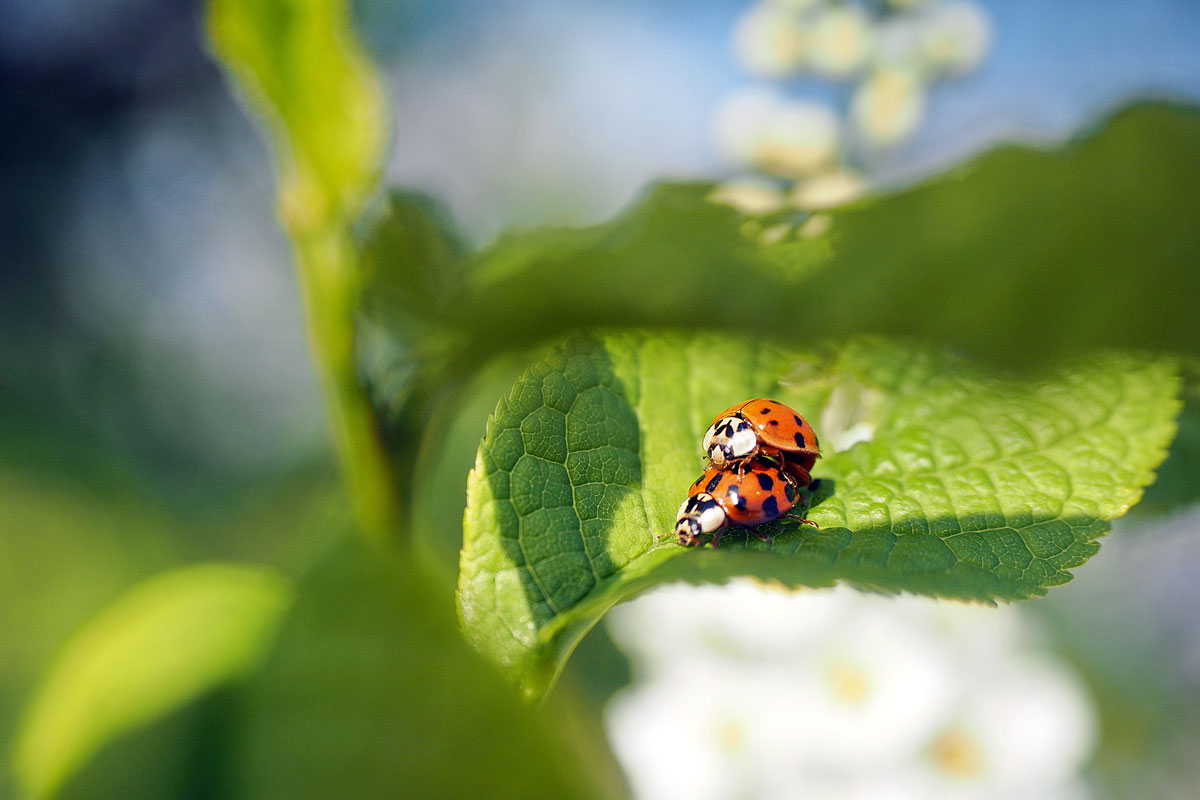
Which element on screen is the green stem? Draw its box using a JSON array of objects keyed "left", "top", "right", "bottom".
[{"left": 294, "top": 226, "right": 400, "bottom": 546}]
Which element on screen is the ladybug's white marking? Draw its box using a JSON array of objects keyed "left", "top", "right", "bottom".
[
  {"left": 675, "top": 493, "right": 727, "bottom": 544},
  {"left": 704, "top": 416, "right": 759, "bottom": 467}
]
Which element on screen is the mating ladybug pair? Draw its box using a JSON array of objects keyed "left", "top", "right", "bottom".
[{"left": 674, "top": 399, "right": 821, "bottom": 548}]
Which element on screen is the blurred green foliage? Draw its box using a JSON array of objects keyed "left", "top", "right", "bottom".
[
  {"left": 231, "top": 532, "right": 618, "bottom": 800},
  {"left": 801, "top": 104, "right": 1200, "bottom": 369},
  {"left": 366, "top": 104, "right": 1200, "bottom": 378},
  {"left": 1138, "top": 362, "right": 1200, "bottom": 516},
  {"left": 210, "top": 0, "right": 399, "bottom": 542},
  {"left": 4, "top": 0, "right": 622, "bottom": 797},
  {"left": 0, "top": 453, "right": 340, "bottom": 799},
  {"left": 15, "top": 565, "right": 292, "bottom": 800},
  {"left": 0, "top": 472, "right": 180, "bottom": 799},
  {"left": 207, "top": 0, "right": 385, "bottom": 232},
  {"left": 2, "top": 0, "right": 1198, "bottom": 796}
]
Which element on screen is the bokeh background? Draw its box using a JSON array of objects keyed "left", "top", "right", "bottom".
[{"left": 3, "top": 1, "right": 1200, "bottom": 798}]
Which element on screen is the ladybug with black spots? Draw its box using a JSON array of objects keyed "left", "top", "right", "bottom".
[
  {"left": 702, "top": 398, "right": 821, "bottom": 486},
  {"left": 675, "top": 461, "right": 812, "bottom": 548}
]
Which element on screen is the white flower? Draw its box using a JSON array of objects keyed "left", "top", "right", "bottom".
[
  {"left": 607, "top": 659, "right": 816, "bottom": 800},
  {"left": 780, "top": 603, "right": 960, "bottom": 774},
  {"left": 872, "top": 16, "right": 926, "bottom": 72},
  {"left": 711, "top": 87, "right": 786, "bottom": 166},
  {"left": 752, "top": 101, "right": 842, "bottom": 178},
  {"left": 732, "top": 3, "right": 810, "bottom": 78},
  {"left": 807, "top": 5, "right": 874, "bottom": 78},
  {"left": 608, "top": 581, "right": 850, "bottom": 670},
  {"left": 607, "top": 583, "right": 1098, "bottom": 800},
  {"left": 918, "top": 1, "right": 992, "bottom": 76},
  {"left": 707, "top": 180, "right": 787, "bottom": 216},
  {"left": 851, "top": 68, "right": 927, "bottom": 147},
  {"left": 712, "top": 89, "right": 840, "bottom": 178},
  {"left": 956, "top": 654, "right": 1098, "bottom": 792},
  {"left": 790, "top": 168, "right": 866, "bottom": 209}
]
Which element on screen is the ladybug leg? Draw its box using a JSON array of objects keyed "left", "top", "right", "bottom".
[
  {"left": 750, "top": 527, "right": 774, "bottom": 544},
  {"left": 786, "top": 513, "right": 820, "bottom": 529},
  {"left": 778, "top": 465, "right": 815, "bottom": 499},
  {"left": 785, "top": 461, "right": 813, "bottom": 488},
  {"left": 778, "top": 467, "right": 799, "bottom": 490},
  {"left": 709, "top": 523, "right": 727, "bottom": 549}
]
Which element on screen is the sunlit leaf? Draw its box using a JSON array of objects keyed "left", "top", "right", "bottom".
[
  {"left": 458, "top": 332, "right": 1179, "bottom": 696},
  {"left": 0, "top": 471, "right": 184, "bottom": 799},
  {"left": 14, "top": 565, "right": 292, "bottom": 800},
  {"left": 363, "top": 105, "right": 1200, "bottom": 569},
  {"left": 207, "top": 0, "right": 386, "bottom": 232}
]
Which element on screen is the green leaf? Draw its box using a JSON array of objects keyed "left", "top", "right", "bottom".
[
  {"left": 407, "top": 180, "right": 829, "bottom": 358},
  {"left": 207, "top": 0, "right": 386, "bottom": 232},
  {"left": 407, "top": 349, "right": 543, "bottom": 573},
  {"left": 458, "top": 332, "right": 1180, "bottom": 696},
  {"left": 230, "top": 533, "right": 621, "bottom": 799},
  {"left": 361, "top": 189, "right": 468, "bottom": 317},
  {"left": 0, "top": 472, "right": 184, "bottom": 800},
  {"left": 363, "top": 104, "right": 1200, "bottom": 568},
  {"left": 13, "top": 565, "right": 292, "bottom": 800},
  {"left": 356, "top": 190, "right": 474, "bottom": 479},
  {"left": 1135, "top": 363, "right": 1200, "bottom": 515},
  {"left": 798, "top": 103, "right": 1200, "bottom": 370},
  {"left": 375, "top": 104, "right": 1200, "bottom": 373}
]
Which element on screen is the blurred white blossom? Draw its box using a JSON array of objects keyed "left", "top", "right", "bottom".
[
  {"left": 716, "top": 0, "right": 992, "bottom": 199},
  {"left": 851, "top": 68, "right": 927, "bottom": 146},
  {"left": 873, "top": 17, "right": 926, "bottom": 72},
  {"left": 733, "top": 4, "right": 810, "bottom": 78},
  {"left": 790, "top": 168, "right": 866, "bottom": 209},
  {"left": 712, "top": 88, "right": 790, "bottom": 165},
  {"left": 920, "top": 2, "right": 992, "bottom": 75},
  {"left": 714, "top": 89, "right": 841, "bottom": 177},
  {"left": 607, "top": 583, "right": 1097, "bottom": 800},
  {"left": 708, "top": 180, "right": 788, "bottom": 215},
  {"left": 752, "top": 101, "right": 842, "bottom": 177},
  {"left": 808, "top": 4, "right": 874, "bottom": 78}
]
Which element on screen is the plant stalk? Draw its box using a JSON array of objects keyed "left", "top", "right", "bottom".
[{"left": 293, "top": 225, "right": 400, "bottom": 546}]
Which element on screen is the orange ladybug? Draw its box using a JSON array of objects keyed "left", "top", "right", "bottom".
[
  {"left": 675, "top": 462, "right": 805, "bottom": 547},
  {"left": 702, "top": 398, "right": 821, "bottom": 485}
]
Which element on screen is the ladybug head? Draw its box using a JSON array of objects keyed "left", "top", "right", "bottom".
[
  {"left": 703, "top": 416, "right": 759, "bottom": 467},
  {"left": 675, "top": 493, "right": 726, "bottom": 546}
]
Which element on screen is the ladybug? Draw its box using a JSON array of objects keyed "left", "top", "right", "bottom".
[
  {"left": 675, "top": 461, "right": 807, "bottom": 547},
  {"left": 702, "top": 398, "right": 821, "bottom": 485}
]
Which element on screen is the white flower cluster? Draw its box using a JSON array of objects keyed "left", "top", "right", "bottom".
[
  {"left": 713, "top": 0, "right": 991, "bottom": 210},
  {"left": 606, "top": 582, "right": 1097, "bottom": 800}
]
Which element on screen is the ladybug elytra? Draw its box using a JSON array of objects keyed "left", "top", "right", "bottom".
[
  {"left": 675, "top": 462, "right": 804, "bottom": 547},
  {"left": 702, "top": 398, "right": 821, "bottom": 486}
]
